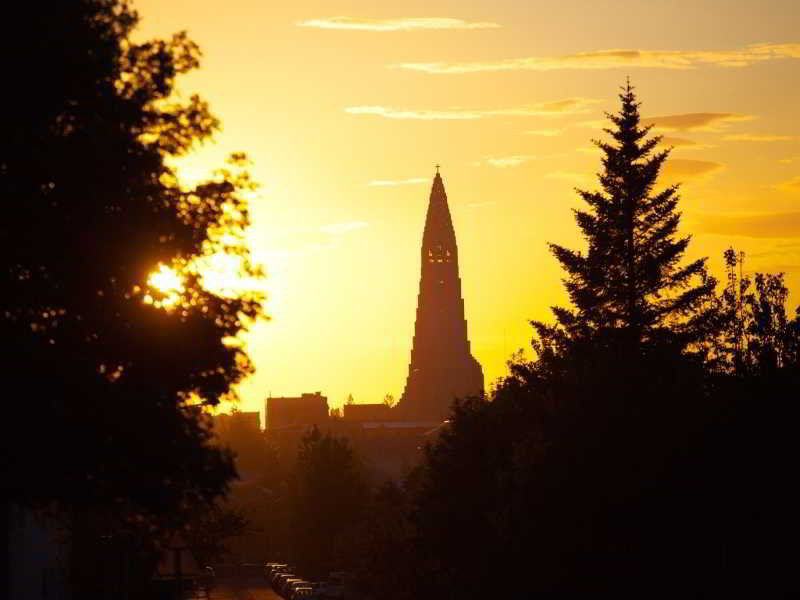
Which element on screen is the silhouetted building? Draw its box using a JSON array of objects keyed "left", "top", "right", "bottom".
[
  {"left": 396, "top": 170, "right": 484, "bottom": 422},
  {"left": 214, "top": 410, "right": 261, "bottom": 433},
  {"left": 343, "top": 403, "right": 393, "bottom": 422},
  {"left": 266, "top": 392, "right": 329, "bottom": 430}
]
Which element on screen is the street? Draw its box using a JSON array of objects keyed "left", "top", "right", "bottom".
[{"left": 189, "top": 577, "right": 281, "bottom": 600}]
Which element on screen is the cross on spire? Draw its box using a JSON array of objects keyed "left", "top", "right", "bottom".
[{"left": 435, "top": 164, "right": 440, "bottom": 175}]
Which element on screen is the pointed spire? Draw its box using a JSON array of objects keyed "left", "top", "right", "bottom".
[
  {"left": 398, "top": 170, "right": 484, "bottom": 421},
  {"left": 423, "top": 167, "right": 456, "bottom": 255}
]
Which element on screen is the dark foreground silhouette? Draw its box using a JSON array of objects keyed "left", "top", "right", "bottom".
[
  {"left": 2, "top": 1, "right": 796, "bottom": 597},
  {"left": 344, "top": 85, "right": 799, "bottom": 599},
  {"left": 2, "top": 1, "right": 262, "bottom": 597}
]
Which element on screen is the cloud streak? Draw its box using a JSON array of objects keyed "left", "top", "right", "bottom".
[
  {"left": 298, "top": 17, "right": 500, "bottom": 31},
  {"left": 694, "top": 212, "right": 800, "bottom": 238},
  {"left": 345, "top": 98, "right": 597, "bottom": 120},
  {"left": 523, "top": 128, "right": 563, "bottom": 136},
  {"left": 657, "top": 136, "right": 715, "bottom": 150},
  {"left": 642, "top": 113, "right": 755, "bottom": 131},
  {"left": 776, "top": 176, "right": 800, "bottom": 193},
  {"left": 486, "top": 155, "right": 536, "bottom": 168},
  {"left": 368, "top": 178, "right": 428, "bottom": 186},
  {"left": 662, "top": 159, "right": 724, "bottom": 181},
  {"left": 723, "top": 133, "right": 793, "bottom": 142},
  {"left": 395, "top": 43, "right": 800, "bottom": 73}
]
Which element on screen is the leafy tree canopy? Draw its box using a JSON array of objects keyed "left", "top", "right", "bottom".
[
  {"left": 290, "top": 427, "right": 369, "bottom": 575},
  {"left": 1, "top": 0, "right": 264, "bottom": 525}
]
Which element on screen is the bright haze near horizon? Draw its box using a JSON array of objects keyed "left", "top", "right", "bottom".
[{"left": 133, "top": 0, "right": 800, "bottom": 418}]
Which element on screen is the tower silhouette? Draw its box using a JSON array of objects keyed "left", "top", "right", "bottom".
[{"left": 396, "top": 169, "right": 484, "bottom": 422}]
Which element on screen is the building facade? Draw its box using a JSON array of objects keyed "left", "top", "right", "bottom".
[
  {"left": 214, "top": 410, "right": 261, "bottom": 434},
  {"left": 265, "top": 392, "right": 329, "bottom": 430}
]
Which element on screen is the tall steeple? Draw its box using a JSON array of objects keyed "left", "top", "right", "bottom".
[{"left": 396, "top": 170, "right": 484, "bottom": 422}]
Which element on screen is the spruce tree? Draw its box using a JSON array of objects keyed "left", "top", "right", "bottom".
[{"left": 539, "top": 81, "right": 716, "bottom": 358}]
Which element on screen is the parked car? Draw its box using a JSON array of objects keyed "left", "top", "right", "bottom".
[
  {"left": 286, "top": 579, "right": 314, "bottom": 598},
  {"left": 273, "top": 568, "right": 295, "bottom": 581},
  {"left": 291, "top": 585, "right": 315, "bottom": 599},
  {"left": 279, "top": 577, "right": 307, "bottom": 597},
  {"left": 266, "top": 563, "right": 289, "bottom": 584},
  {"left": 269, "top": 566, "right": 286, "bottom": 582},
  {"left": 264, "top": 562, "right": 287, "bottom": 578},
  {"left": 273, "top": 572, "right": 298, "bottom": 591}
]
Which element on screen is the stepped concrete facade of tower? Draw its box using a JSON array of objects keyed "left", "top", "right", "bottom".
[{"left": 396, "top": 171, "right": 484, "bottom": 422}]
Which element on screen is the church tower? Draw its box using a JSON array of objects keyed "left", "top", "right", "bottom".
[{"left": 396, "top": 169, "right": 484, "bottom": 422}]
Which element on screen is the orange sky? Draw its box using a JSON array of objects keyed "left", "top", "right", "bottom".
[{"left": 133, "top": 0, "right": 800, "bottom": 421}]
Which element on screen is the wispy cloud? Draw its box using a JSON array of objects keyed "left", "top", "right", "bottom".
[
  {"left": 723, "top": 133, "right": 794, "bottom": 142},
  {"left": 395, "top": 43, "right": 800, "bottom": 73},
  {"left": 694, "top": 211, "right": 800, "bottom": 238},
  {"left": 750, "top": 241, "right": 800, "bottom": 259},
  {"left": 484, "top": 155, "right": 536, "bottom": 168},
  {"left": 523, "top": 128, "right": 564, "bottom": 136},
  {"left": 662, "top": 159, "right": 724, "bottom": 181},
  {"left": 368, "top": 177, "right": 428, "bottom": 186},
  {"left": 776, "top": 176, "right": 800, "bottom": 193},
  {"left": 319, "top": 221, "right": 369, "bottom": 235},
  {"left": 297, "top": 17, "right": 500, "bottom": 31},
  {"left": 642, "top": 113, "right": 755, "bottom": 131},
  {"left": 657, "top": 136, "right": 715, "bottom": 149},
  {"left": 345, "top": 98, "right": 597, "bottom": 120}
]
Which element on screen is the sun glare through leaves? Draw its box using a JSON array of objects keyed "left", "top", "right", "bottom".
[{"left": 146, "top": 263, "right": 184, "bottom": 308}]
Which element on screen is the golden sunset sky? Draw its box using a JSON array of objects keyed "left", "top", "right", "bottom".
[{"left": 134, "top": 0, "right": 800, "bottom": 419}]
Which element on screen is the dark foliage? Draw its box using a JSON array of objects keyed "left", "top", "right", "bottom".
[
  {"left": 713, "top": 248, "right": 800, "bottom": 375},
  {"left": 398, "top": 85, "right": 797, "bottom": 599},
  {"left": 1, "top": 0, "right": 263, "bottom": 556},
  {"left": 289, "top": 427, "right": 369, "bottom": 576},
  {"left": 183, "top": 503, "right": 249, "bottom": 567},
  {"left": 349, "top": 480, "right": 419, "bottom": 600}
]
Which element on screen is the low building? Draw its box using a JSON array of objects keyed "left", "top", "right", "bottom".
[
  {"left": 214, "top": 410, "right": 261, "bottom": 434},
  {"left": 264, "top": 394, "right": 447, "bottom": 481},
  {"left": 266, "top": 392, "right": 329, "bottom": 430},
  {"left": 342, "top": 403, "right": 393, "bottom": 422}
]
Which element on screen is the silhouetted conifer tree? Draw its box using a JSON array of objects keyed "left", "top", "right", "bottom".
[{"left": 538, "top": 81, "right": 716, "bottom": 358}]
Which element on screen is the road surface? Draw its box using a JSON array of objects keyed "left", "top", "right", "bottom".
[{"left": 189, "top": 577, "right": 281, "bottom": 600}]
